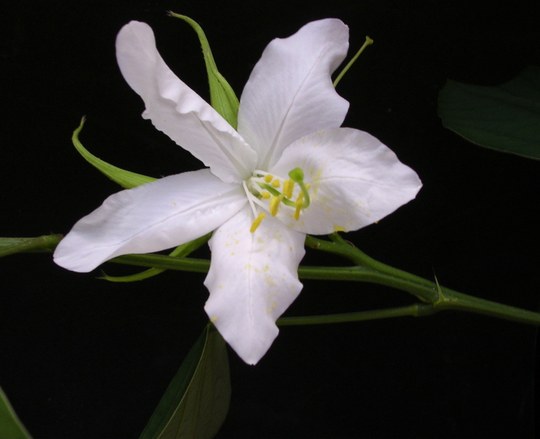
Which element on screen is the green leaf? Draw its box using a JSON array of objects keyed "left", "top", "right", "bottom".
[
  {"left": 139, "top": 325, "right": 231, "bottom": 439},
  {"left": 72, "top": 117, "right": 156, "bottom": 189},
  {"left": 168, "top": 12, "right": 240, "bottom": 129},
  {"left": 0, "top": 235, "right": 62, "bottom": 257},
  {"left": 438, "top": 66, "right": 540, "bottom": 160},
  {"left": 0, "top": 387, "right": 32, "bottom": 439}
]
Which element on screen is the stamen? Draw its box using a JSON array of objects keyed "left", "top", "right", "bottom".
[
  {"left": 246, "top": 167, "right": 311, "bottom": 227},
  {"left": 242, "top": 180, "right": 258, "bottom": 217},
  {"left": 283, "top": 179, "right": 294, "bottom": 199},
  {"left": 294, "top": 205, "right": 302, "bottom": 220},
  {"left": 250, "top": 212, "right": 266, "bottom": 233},
  {"left": 269, "top": 195, "right": 283, "bottom": 216},
  {"left": 294, "top": 192, "right": 304, "bottom": 220}
]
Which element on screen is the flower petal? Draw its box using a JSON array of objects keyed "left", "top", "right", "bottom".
[
  {"left": 116, "top": 21, "right": 257, "bottom": 182},
  {"left": 54, "top": 169, "right": 246, "bottom": 272},
  {"left": 204, "top": 207, "right": 305, "bottom": 365},
  {"left": 237, "top": 19, "right": 350, "bottom": 169},
  {"left": 270, "top": 128, "right": 422, "bottom": 234}
]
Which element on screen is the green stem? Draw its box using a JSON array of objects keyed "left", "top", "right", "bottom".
[
  {"left": 306, "top": 234, "right": 540, "bottom": 325},
  {"left": 0, "top": 234, "right": 63, "bottom": 257},
  {"left": 111, "top": 252, "right": 540, "bottom": 326},
  {"left": 278, "top": 303, "right": 437, "bottom": 326},
  {"left": 101, "top": 233, "right": 211, "bottom": 282},
  {"left": 307, "top": 234, "right": 435, "bottom": 290},
  {"left": 333, "top": 35, "right": 374, "bottom": 87},
  {"left": 5, "top": 234, "right": 540, "bottom": 327},
  {"left": 112, "top": 253, "right": 210, "bottom": 273}
]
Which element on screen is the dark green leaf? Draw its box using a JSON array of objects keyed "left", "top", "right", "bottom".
[
  {"left": 0, "top": 388, "right": 32, "bottom": 439},
  {"left": 139, "top": 325, "right": 231, "bottom": 439},
  {"left": 438, "top": 66, "right": 540, "bottom": 159},
  {"left": 0, "top": 235, "right": 61, "bottom": 257}
]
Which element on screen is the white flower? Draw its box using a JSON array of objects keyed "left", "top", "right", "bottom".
[{"left": 54, "top": 19, "right": 421, "bottom": 364}]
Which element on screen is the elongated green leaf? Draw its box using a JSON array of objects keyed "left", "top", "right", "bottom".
[
  {"left": 72, "top": 117, "right": 156, "bottom": 189},
  {"left": 438, "top": 66, "right": 540, "bottom": 159},
  {"left": 139, "top": 325, "right": 231, "bottom": 439},
  {"left": 168, "top": 12, "right": 240, "bottom": 129},
  {"left": 0, "top": 388, "right": 32, "bottom": 439},
  {"left": 0, "top": 235, "right": 62, "bottom": 257}
]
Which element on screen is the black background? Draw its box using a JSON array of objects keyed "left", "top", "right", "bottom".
[{"left": 1, "top": 1, "right": 539, "bottom": 438}]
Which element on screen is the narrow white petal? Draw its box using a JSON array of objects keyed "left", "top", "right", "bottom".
[
  {"left": 238, "top": 19, "right": 349, "bottom": 169},
  {"left": 54, "top": 169, "right": 246, "bottom": 272},
  {"left": 270, "top": 128, "right": 422, "bottom": 234},
  {"left": 116, "top": 21, "right": 257, "bottom": 182},
  {"left": 204, "top": 207, "right": 305, "bottom": 365}
]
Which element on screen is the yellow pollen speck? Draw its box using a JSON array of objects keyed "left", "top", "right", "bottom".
[
  {"left": 283, "top": 179, "right": 294, "bottom": 198},
  {"left": 250, "top": 212, "right": 266, "bottom": 233},
  {"left": 271, "top": 179, "right": 280, "bottom": 188},
  {"left": 269, "top": 195, "right": 283, "bottom": 216},
  {"left": 333, "top": 225, "right": 345, "bottom": 232},
  {"left": 264, "top": 174, "right": 273, "bottom": 183},
  {"left": 261, "top": 191, "right": 271, "bottom": 199}
]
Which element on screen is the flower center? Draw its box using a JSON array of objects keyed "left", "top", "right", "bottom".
[{"left": 243, "top": 167, "right": 311, "bottom": 233}]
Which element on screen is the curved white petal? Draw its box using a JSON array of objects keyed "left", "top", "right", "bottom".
[
  {"left": 237, "top": 19, "right": 350, "bottom": 169},
  {"left": 116, "top": 21, "right": 256, "bottom": 182},
  {"left": 204, "top": 207, "right": 305, "bottom": 365},
  {"left": 54, "top": 169, "right": 246, "bottom": 272},
  {"left": 270, "top": 128, "right": 422, "bottom": 235}
]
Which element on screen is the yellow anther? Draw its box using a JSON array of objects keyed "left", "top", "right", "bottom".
[
  {"left": 283, "top": 179, "right": 294, "bottom": 198},
  {"left": 250, "top": 212, "right": 266, "bottom": 233},
  {"left": 264, "top": 174, "right": 273, "bottom": 183},
  {"left": 294, "top": 193, "right": 304, "bottom": 220},
  {"left": 294, "top": 204, "right": 302, "bottom": 220},
  {"left": 269, "top": 195, "right": 283, "bottom": 216},
  {"left": 261, "top": 191, "right": 271, "bottom": 199},
  {"left": 271, "top": 179, "right": 281, "bottom": 188}
]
